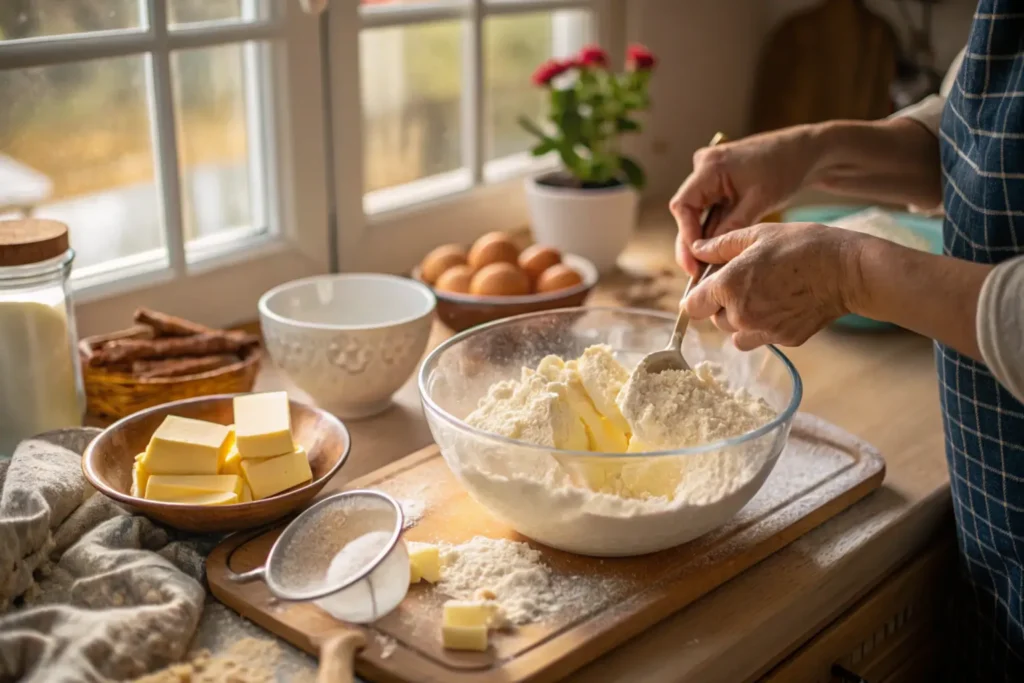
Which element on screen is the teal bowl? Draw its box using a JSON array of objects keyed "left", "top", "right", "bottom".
[{"left": 781, "top": 205, "right": 943, "bottom": 330}]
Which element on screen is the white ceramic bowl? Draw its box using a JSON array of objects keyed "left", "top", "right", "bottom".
[{"left": 259, "top": 274, "right": 435, "bottom": 419}]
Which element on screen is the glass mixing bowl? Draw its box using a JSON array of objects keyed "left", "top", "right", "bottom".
[{"left": 418, "top": 307, "right": 803, "bottom": 556}]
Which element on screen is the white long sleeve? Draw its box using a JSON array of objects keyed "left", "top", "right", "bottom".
[{"left": 977, "top": 256, "right": 1024, "bottom": 404}]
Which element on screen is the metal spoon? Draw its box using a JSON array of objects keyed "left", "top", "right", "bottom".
[{"left": 632, "top": 132, "right": 729, "bottom": 376}]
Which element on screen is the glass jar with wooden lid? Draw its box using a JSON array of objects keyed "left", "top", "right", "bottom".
[{"left": 0, "top": 219, "right": 84, "bottom": 456}]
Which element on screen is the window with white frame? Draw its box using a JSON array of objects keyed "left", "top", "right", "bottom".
[
  {"left": 0, "top": 1, "right": 327, "bottom": 329},
  {"left": 329, "top": 0, "right": 617, "bottom": 273},
  {"left": 0, "top": 0, "right": 619, "bottom": 327}
]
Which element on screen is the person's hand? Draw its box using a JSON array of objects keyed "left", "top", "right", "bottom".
[
  {"left": 683, "top": 222, "right": 870, "bottom": 350},
  {"left": 669, "top": 126, "right": 825, "bottom": 276}
]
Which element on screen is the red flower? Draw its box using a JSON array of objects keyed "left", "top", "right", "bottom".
[
  {"left": 576, "top": 45, "right": 609, "bottom": 68},
  {"left": 532, "top": 59, "right": 573, "bottom": 86},
  {"left": 626, "top": 44, "right": 657, "bottom": 71}
]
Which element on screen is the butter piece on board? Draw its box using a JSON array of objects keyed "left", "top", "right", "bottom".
[
  {"left": 408, "top": 542, "right": 441, "bottom": 584},
  {"left": 443, "top": 600, "right": 501, "bottom": 629},
  {"left": 233, "top": 392, "right": 294, "bottom": 458},
  {"left": 442, "top": 624, "right": 488, "bottom": 652},
  {"left": 170, "top": 490, "right": 239, "bottom": 506},
  {"left": 145, "top": 474, "right": 243, "bottom": 501},
  {"left": 240, "top": 446, "right": 312, "bottom": 500},
  {"left": 145, "top": 415, "right": 233, "bottom": 475}
]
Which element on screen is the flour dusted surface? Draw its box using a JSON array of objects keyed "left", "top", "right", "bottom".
[{"left": 437, "top": 536, "right": 618, "bottom": 625}]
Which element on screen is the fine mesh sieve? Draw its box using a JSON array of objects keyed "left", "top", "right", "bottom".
[{"left": 227, "top": 490, "right": 409, "bottom": 683}]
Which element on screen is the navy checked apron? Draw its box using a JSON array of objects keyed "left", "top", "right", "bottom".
[{"left": 937, "top": 2, "right": 1024, "bottom": 679}]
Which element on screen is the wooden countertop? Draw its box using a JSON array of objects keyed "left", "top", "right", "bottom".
[{"left": 253, "top": 214, "right": 953, "bottom": 682}]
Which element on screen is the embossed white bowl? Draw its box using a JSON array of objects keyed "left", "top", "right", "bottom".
[{"left": 259, "top": 274, "right": 435, "bottom": 419}]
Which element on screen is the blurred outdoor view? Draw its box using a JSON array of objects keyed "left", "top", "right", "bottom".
[{"left": 0, "top": 1, "right": 586, "bottom": 271}]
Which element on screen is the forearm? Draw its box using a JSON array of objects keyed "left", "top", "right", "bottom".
[
  {"left": 847, "top": 238, "right": 991, "bottom": 361},
  {"left": 806, "top": 118, "right": 943, "bottom": 210}
]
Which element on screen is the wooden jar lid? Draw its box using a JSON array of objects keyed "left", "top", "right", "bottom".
[{"left": 0, "top": 219, "right": 70, "bottom": 267}]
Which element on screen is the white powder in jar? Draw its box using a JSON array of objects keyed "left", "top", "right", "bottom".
[{"left": 0, "top": 295, "right": 82, "bottom": 455}]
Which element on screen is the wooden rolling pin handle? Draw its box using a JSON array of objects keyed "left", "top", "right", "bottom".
[{"left": 317, "top": 630, "right": 366, "bottom": 683}]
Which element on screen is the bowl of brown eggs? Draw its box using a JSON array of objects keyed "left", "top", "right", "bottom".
[{"left": 412, "top": 231, "right": 598, "bottom": 331}]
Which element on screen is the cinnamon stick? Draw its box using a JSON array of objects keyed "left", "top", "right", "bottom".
[
  {"left": 89, "top": 333, "right": 258, "bottom": 366},
  {"left": 133, "top": 308, "right": 214, "bottom": 337},
  {"left": 132, "top": 354, "right": 241, "bottom": 379}
]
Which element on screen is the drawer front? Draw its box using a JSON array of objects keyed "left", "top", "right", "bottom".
[{"left": 761, "top": 537, "right": 954, "bottom": 683}]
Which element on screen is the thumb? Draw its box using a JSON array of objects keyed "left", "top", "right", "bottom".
[{"left": 692, "top": 226, "right": 761, "bottom": 264}]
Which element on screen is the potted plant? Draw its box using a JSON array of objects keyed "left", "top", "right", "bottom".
[{"left": 520, "top": 44, "right": 657, "bottom": 272}]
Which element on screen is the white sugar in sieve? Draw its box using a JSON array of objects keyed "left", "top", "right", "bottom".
[{"left": 228, "top": 490, "right": 409, "bottom": 683}]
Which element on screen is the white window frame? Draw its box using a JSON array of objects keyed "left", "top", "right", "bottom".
[
  {"left": 0, "top": 0, "right": 329, "bottom": 334},
  {"left": 329, "top": 0, "right": 625, "bottom": 274}
]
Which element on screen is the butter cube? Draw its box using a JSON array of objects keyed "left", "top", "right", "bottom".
[
  {"left": 220, "top": 425, "right": 236, "bottom": 469},
  {"left": 443, "top": 600, "right": 501, "bottom": 629},
  {"left": 233, "top": 392, "right": 294, "bottom": 458},
  {"left": 145, "top": 474, "right": 243, "bottom": 502},
  {"left": 241, "top": 482, "right": 253, "bottom": 503},
  {"left": 408, "top": 542, "right": 441, "bottom": 584},
  {"left": 130, "top": 455, "right": 149, "bottom": 498},
  {"left": 170, "top": 491, "right": 239, "bottom": 506},
  {"left": 240, "top": 447, "right": 312, "bottom": 500},
  {"left": 442, "top": 624, "right": 488, "bottom": 652},
  {"left": 145, "top": 416, "right": 233, "bottom": 475},
  {"left": 221, "top": 444, "right": 242, "bottom": 476}
]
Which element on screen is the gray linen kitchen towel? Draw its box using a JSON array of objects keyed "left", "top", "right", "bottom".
[{"left": 0, "top": 429, "right": 213, "bottom": 682}]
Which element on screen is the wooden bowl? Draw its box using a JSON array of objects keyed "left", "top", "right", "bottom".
[
  {"left": 413, "top": 253, "right": 598, "bottom": 332},
  {"left": 82, "top": 394, "right": 351, "bottom": 533},
  {"left": 79, "top": 327, "right": 262, "bottom": 420}
]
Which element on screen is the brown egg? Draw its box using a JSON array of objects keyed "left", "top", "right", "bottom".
[
  {"left": 420, "top": 244, "right": 467, "bottom": 284},
  {"left": 536, "top": 263, "right": 583, "bottom": 293},
  {"left": 518, "top": 244, "right": 562, "bottom": 281},
  {"left": 467, "top": 232, "right": 519, "bottom": 270},
  {"left": 434, "top": 264, "right": 474, "bottom": 294},
  {"left": 469, "top": 263, "right": 531, "bottom": 296}
]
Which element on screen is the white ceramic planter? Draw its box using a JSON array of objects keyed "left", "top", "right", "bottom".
[{"left": 524, "top": 174, "right": 639, "bottom": 273}]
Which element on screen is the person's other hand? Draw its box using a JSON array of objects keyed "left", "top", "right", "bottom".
[
  {"left": 669, "top": 126, "right": 824, "bottom": 276},
  {"left": 683, "top": 222, "right": 869, "bottom": 350}
]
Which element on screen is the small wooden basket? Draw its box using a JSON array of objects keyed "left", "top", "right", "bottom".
[{"left": 79, "top": 327, "right": 262, "bottom": 420}]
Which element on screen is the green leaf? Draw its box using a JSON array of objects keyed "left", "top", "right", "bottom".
[
  {"left": 620, "top": 155, "right": 646, "bottom": 189},
  {"left": 531, "top": 139, "right": 557, "bottom": 156},
  {"left": 615, "top": 118, "right": 641, "bottom": 132},
  {"left": 518, "top": 115, "right": 548, "bottom": 140}
]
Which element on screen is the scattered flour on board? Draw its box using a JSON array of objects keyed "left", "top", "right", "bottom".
[{"left": 437, "top": 536, "right": 621, "bottom": 625}]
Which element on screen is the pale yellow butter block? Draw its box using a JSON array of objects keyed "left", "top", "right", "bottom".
[
  {"left": 170, "top": 490, "right": 239, "bottom": 506},
  {"left": 130, "top": 456, "right": 149, "bottom": 498},
  {"left": 240, "top": 447, "right": 312, "bottom": 500},
  {"left": 145, "top": 474, "right": 243, "bottom": 502},
  {"left": 145, "top": 415, "right": 233, "bottom": 475},
  {"left": 220, "top": 444, "right": 242, "bottom": 476},
  {"left": 442, "top": 624, "right": 488, "bottom": 652},
  {"left": 409, "top": 562, "right": 422, "bottom": 584},
  {"left": 233, "top": 392, "right": 294, "bottom": 458},
  {"left": 443, "top": 600, "right": 501, "bottom": 629},
  {"left": 241, "top": 482, "right": 253, "bottom": 503},
  {"left": 407, "top": 542, "right": 441, "bottom": 584},
  {"left": 219, "top": 425, "right": 236, "bottom": 469}
]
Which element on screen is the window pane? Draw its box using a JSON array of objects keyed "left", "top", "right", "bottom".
[
  {"left": 169, "top": 0, "right": 244, "bottom": 26},
  {"left": 485, "top": 10, "right": 590, "bottom": 161},
  {"left": 361, "top": 22, "right": 463, "bottom": 193},
  {"left": 171, "top": 43, "right": 260, "bottom": 248},
  {"left": 0, "top": 1, "right": 140, "bottom": 41},
  {"left": 0, "top": 57, "right": 162, "bottom": 270}
]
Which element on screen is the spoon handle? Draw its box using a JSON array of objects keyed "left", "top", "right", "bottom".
[{"left": 672, "top": 202, "right": 726, "bottom": 351}]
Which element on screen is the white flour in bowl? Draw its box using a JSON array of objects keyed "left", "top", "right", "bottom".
[{"left": 441, "top": 347, "right": 785, "bottom": 556}]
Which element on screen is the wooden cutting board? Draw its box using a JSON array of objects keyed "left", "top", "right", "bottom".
[
  {"left": 207, "top": 413, "right": 885, "bottom": 683},
  {"left": 750, "top": 0, "right": 899, "bottom": 133}
]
